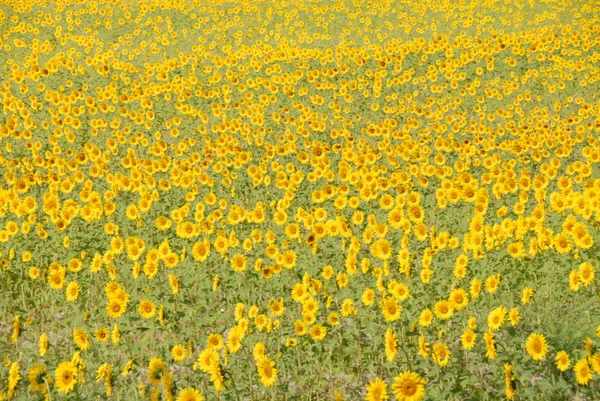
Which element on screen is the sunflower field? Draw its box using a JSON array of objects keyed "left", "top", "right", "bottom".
[{"left": 1, "top": 0, "right": 600, "bottom": 400}]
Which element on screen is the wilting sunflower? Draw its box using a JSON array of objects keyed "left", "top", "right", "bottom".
[{"left": 391, "top": 370, "right": 426, "bottom": 401}]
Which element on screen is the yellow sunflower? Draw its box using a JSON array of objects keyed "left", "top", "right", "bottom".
[
  {"left": 54, "top": 361, "right": 78, "bottom": 394},
  {"left": 391, "top": 370, "right": 426, "bottom": 401},
  {"left": 525, "top": 333, "right": 549, "bottom": 361}
]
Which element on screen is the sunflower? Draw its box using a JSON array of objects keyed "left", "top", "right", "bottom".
[
  {"left": 591, "top": 354, "right": 600, "bottom": 374},
  {"left": 39, "top": 332, "right": 49, "bottom": 357},
  {"left": 525, "top": 333, "right": 549, "bottom": 361},
  {"left": 454, "top": 254, "right": 468, "bottom": 279},
  {"left": 485, "top": 274, "right": 501, "bottom": 294},
  {"left": 554, "top": 233, "right": 572, "bottom": 254},
  {"left": 230, "top": 253, "right": 247, "bottom": 272},
  {"left": 569, "top": 270, "right": 580, "bottom": 291},
  {"left": 391, "top": 370, "right": 426, "bottom": 401},
  {"left": 385, "top": 329, "right": 398, "bottom": 362},
  {"left": 418, "top": 335, "right": 429, "bottom": 359},
  {"left": 470, "top": 278, "right": 481, "bottom": 298},
  {"left": 509, "top": 308, "right": 520, "bottom": 326},
  {"left": 506, "top": 242, "right": 524, "bottom": 259},
  {"left": 207, "top": 334, "right": 224, "bottom": 350},
  {"left": 48, "top": 270, "right": 66, "bottom": 290},
  {"left": 407, "top": 204, "right": 424, "bottom": 223},
  {"left": 209, "top": 362, "right": 225, "bottom": 392},
  {"left": 112, "top": 325, "right": 120, "bottom": 344},
  {"left": 147, "top": 358, "right": 167, "bottom": 384},
  {"left": 381, "top": 296, "right": 402, "bottom": 322},
  {"left": 177, "top": 387, "right": 204, "bottom": 401},
  {"left": 521, "top": 287, "right": 533, "bottom": 304},
  {"left": 370, "top": 238, "right": 392, "bottom": 260},
  {"left": 555, "top": 351, "right": 570, "bottom": 372},
  {"left": 138, "top": 299, "right": 156, "bottom": 319},
  {"left": 309, "top": 324, "right": 327, "bottom": 341},
  {"left": 7, "top": 361, "right": 20, "bottom": 398},
  {"left": 420, "top": 268, "right": 432, "bottom": 284},
  {"left": 578, "top": 262, "right": 595, "bottom": 286},
  {"left": 106, "top": 299, "right": 126, "bottom": 319},
  {"left": 434, "top": 300, "right": 453, "bottom": 320},
  {"left": 391, "top": 282, "right": 411, "bottom": 302},
  {"left": 66, "top": 281, "right": 80, "bottom": 302},
  {"left": 574, "top": 358, "right": 592, "bottom": 385},
  {"left": 253, "top": 342, "right": 266, "bottom": 361},
  {"left": 94, "top": 328, "right": 109, "bottom": 343},
  {"left": 484, "top": 330, "right": 497, "bottom": 360},
  {"left": 194, "top": 348, "right": 219, "bottom": 373},
  {"left": 448, "top": 288, "right": 469, "bottom": 310},
  {"left": 432, "top": 342, "right": 450, "bottom": 366},
  {"left": 359, "top": 288, "right": 374, "bottom": 306},
  {"left": 487, "top": 306, "right": 506, "bottom": 331},
  {"left": 73, "top": 329, "right": 91, "bottom": 351},
  {"left": 227, "top": 327, "right": 243, "bottom": 353},
  {"left": 418, "top": 309, "right": 433, "bottom": 327},
  {"left": 365, "top": 377, "right": 388, "bottom": 401},
  {"left": 256, "top": 356, "right": 277, "bottom": 387},
  {"left": 504, "top": 363, "right": 516, "bottom": 400},
  {"left": 172, "top": 344, "right": 186, "bottom": 362},
  {"left": 294, "top": 320, "right": 307, "bottom": 336},
  {"left": 28, "top": 363, "right": 51, "bottom": 394},
  {"left": 54, "top": 361, "right": 78, "bottom": 393},
  {"left": 461, "top": 329, "right": 476, "bottom": 350}
]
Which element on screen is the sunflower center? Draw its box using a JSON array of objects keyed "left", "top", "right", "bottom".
[{"left": 403, "top": 382, "right": 416, "bottom": 395}]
